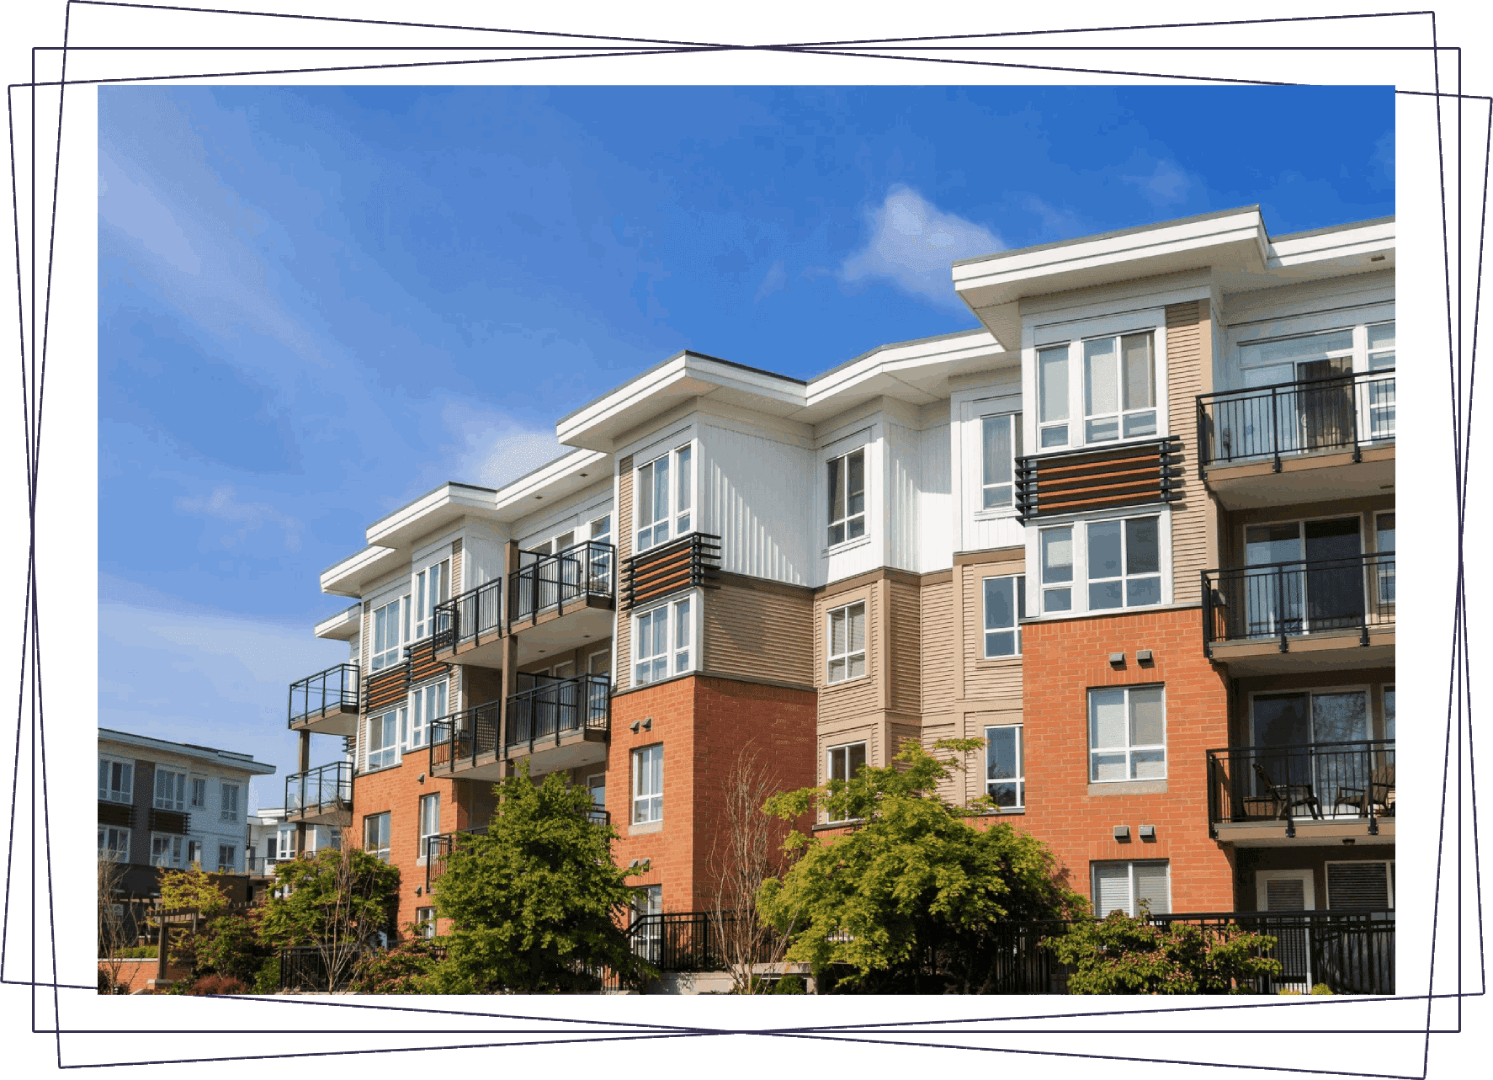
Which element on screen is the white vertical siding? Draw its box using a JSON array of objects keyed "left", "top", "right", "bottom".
[
  {"left": 916, "top": 418, "right": 954, "bottom": 573},
  {"left": 883, "top": 415, "right": 921, "bottom": 573},
  {"left": 700, "top": 420, "right": 814, "bottom": 585},
  {"left": 951, "top": 371, "right": 1024, "bottom": 554}
]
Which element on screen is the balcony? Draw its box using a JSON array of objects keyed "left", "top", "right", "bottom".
[
  {"left": 285, "top": 761, "right": 353, "bottom": 825},
  {"left": 1196, "top": 370, "right": 1395, "bottom": 509},
  {"left": 147, "top": 808, "right": 190, "bottom": 834},
  {"left": 431, "top": 578, "right": 505, "bottom": 666},
  {"left": 1202, "top": 552, "right": 1394, "bottom": 673},
  {"left": 287, "top": 662, "right": 359, "bottom": 736},
  {"left": 98, "top": 800, "right": 135, "bottom": 829},
  {"left": 1207, "top": 740, "right": 1395, "bottom": 844},
  {"left": 509, "top": 541, "right": 616, "bottom": 661},
  {"left": 429, "top": 673, "right": 611, "bottom": 781}
]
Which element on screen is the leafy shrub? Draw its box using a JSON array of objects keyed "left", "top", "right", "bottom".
[
  {"left": 253, "top": 956, "right": 281, "bottom": 995},
  {"left": 188, "top": 974, "right": 247, "bottom": 996},
  {"left": 195, "top": 912, "right": 273, "bottom": 986},
  {"left": 768, "top": 974, "right": 806, "bottom": 995},
  {"left": 349, "top": 929, "right": 442, "bottom": 995},
  {"left": 1048, "top": 911, "right": 1283, "bottom": 995}
]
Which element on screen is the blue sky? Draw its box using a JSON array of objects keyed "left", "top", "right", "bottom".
[{"left": 98, "top": 84, "right": 1393, "bottom": 805}]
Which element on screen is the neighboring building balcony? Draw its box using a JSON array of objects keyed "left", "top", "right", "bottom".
[
  {"left": 1202, "top": 553, "right": 1394, "bottom": 672},
  {"left": 621, "top": 532, "right": 721, "bottom": 610},
  {"left": 1014, "top": 437, "right": 1183, "bottom": 523},
  {"left": 428, "top": 673, "right": 611, "bottom": 781},
  {"left": 147, "top": 808, "right": 190, "bottom": 834},
  {"left": 424, "top": 806, "right": 608, "bottom": 891},
  {"left": 98, "top": 800, "right": 136, "bottom": 830},
  {"left": 287, "top": 662, "right": 360, "bottom": 736},
  {"left": 1207, "top": 740, "right": 1395, "bottom": 844},
  {"left": 1196, "top": 370, "right": 1395, "bottom": 509},
  {"left": 284, "top": 761, "right": 353, "bottom": 825}
]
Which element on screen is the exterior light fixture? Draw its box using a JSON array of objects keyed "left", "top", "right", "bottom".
[
  {"left": 1113, "top": 825, "right": 1131, "bottom": 841},
  {"left": 1139, "top": 824, "right": 1155, "bottom": 840},
  {"left": 642, "top": 717, "right": 653, "bottom": 731},
  {"left": 629, "top": 721, "right": 641, "bottom": 733},
  {"left": 1109, "top": 652, "right": 1126, "bottom": 667},
  {"left": 1136, "top": 649, "right": 1154, "bottom": 664}
]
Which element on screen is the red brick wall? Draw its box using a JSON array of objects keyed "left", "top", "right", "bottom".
[
  {"left": 608, "top": 675, "right": 817, "bottom": 912},
  {"left": 1019, "top": 606, "right": 1236, "bottom": 913},
  {"left": 351, "top": 761, "right": 461, "bottom": 933}
]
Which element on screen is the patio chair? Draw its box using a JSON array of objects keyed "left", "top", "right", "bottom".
[
  {"left": 1334, "top": 762, "right": 1395, "bottom": 818},
  {"left": 1251, "top": 761, "right": 1322, "bottom": 820}
]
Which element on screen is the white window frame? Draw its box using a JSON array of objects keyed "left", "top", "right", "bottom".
[
  {"left": 219, "top": 782, "right": 241, "bottom": 822},
  {"left": 403, "top": 679, "right": 447, "bottom": 753},
  {"left": 98, "top": 758, "right": 133, "bottom": 803},
  {"left": 1029, "top": 311, "right": 1169, "bottom": 454},
  {"left": 366, "top": 707, "right": 403, "bottom": 771},
  {"left": 1083, "top": 515, "right": 1163, "bottom": 612},
  {"left": 217, "top": 843, "right": 236, "bottom": 873},
  {"left": 633, "top": 594, "right": 695, "bottom": 686},
  {"left": 983, "top": 724, "right": 1025, "bottom": 811},
  {"left": 150, "top": 833, "right": 186, "bottom": 869},
  {"left": 978, "top": 411, "right": 1023, "bottom": 512},
  {"left": 1255, "top": 868, "right": 1317, "bottom": 912},
  {"left": 415, "top": 907, "right": 437, "bottom": 939},
  {"left": 1029, "top": 507, "right": 1173, "bottom": 618},
  {"left": 635, "top": 442, "right": 694, "bottom": 552},
  {"left": 1089, "top": 684, "right": 1167, "bottom": 783},
  {"left": 1081, "top": 329, "right": 1159, "bottom": 444},
  {"left": 187, "top": 839, "right": 204, "bottom": 867},
  {"left": 826, "top": 740, "right": 867, "bottom": 785},
  {"left": 825, "top": 446, "right": 867, "bottom": 548},
  {"left": 98, "top": 826, "right": 130, "bottom": 862},
  {"left": 418, "top": 792, "right": 441, "bottom": 863},
  {"left": 189, "top": 776, "right": 207, "bottom": 809},
  {"left": 364, "top": 811, "right": 391, "bottom": 862},
  {"left": 982, "top": 574, "right": 1025, "bottom": 658},
  {"left": 826, "top": 600, "right": 868, "bottom": 685},
  {"left": 276, "top": 825, "right": 295, "bottom": 861},
  {"left": 411, "top": 558, "right": 451, "bottom": 643},
  {"left": 370, "top": 595, "right": 408, "bottom": 673},
  {"left": 153, "top": 767, "right": 187, "bottom": 812},
  {"left": 631, "top": 744, "right": 663, "bottom": 825},
  {"left": 1092, "top": 860, "right": 1171, "bottom": 918}
]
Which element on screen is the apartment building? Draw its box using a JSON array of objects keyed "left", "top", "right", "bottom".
[
  {"left": 282, "top": 205, "right": 1394, "bottom": 946},
  {"left": 98, "top": 728, "right": 276, "bottom": 895}
]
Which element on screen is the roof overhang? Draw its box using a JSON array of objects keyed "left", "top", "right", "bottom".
[
  {"left": 364, "top": 482, "right": 499, "bottom": 549},
  {"left": 97, "top": 729, "right": 277, "bottom": 775},
  {"left": 313, "top": 603, "right": 361, "bottom": 640},
  {"left": 320, "top": 543, "right": 404, "bottom": 598}
]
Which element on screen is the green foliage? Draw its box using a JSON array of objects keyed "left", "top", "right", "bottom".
[
  {"left": 768, "top": 974, "right": 806, "bottom": 995},
  {"left": 253, "top": 956, "right": 281, "bottom": 995},
  {"left": 428, "top": 761, "right": 655, "bottom": 994},
  {"left": 259, "top": 848, "right": 400, "bottom": 950},
  {"left": 195, "top": 911, "right": 274, "bottom": 986},
  {"left": 156, "top": 867, "right": 230, "bottom": 921},
  {"left": 1279, "top": 982, "right": 1336, "bottom": 996},
  {"left": 349, "top": 926, "right": 442, "bottom": 994},
  {"left": 1047, "top": 910, "right": 1284, "bottom": 995},
  {"left": 756, "top": 739, "right": 1085, "bottom": 993},
  {"left": 119, "top": 945, "right": 158, "bottom": 959}
]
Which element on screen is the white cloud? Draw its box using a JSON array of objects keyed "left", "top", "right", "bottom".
[
  {"left": 427, "top": 401, "right": 565, "bottom": 491},
  {"left": 839, "top": 185, "right": 1004, "bottom": 307},
  {"left": 1121, "top": 155, "right": 1196, "bottom": 205},
  {"left": 754, "top": 259, "right": 787, "bottom": 302},
  {"left": 175, "top": 486, "right": 304, "bottom": 551}
]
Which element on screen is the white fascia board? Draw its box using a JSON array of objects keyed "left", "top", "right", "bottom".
[
  {"left": 97, "top": 729, "right": 277, "bottom": 775},
  {"left": 320, "top": 544, "right": 402, "bottom": 598},
  {"left": 364, "top": 482, "right": 497, "bottom": 547},
  {"left": 313, "top": 603, "right": 361, "bottom": 641},
  {"left": 1267, "top": 220, "right": 1395, "bottom": 268},
  {"left": 491, "top": 447, "right": 611, "bottom": 516},
  {"left": 802, "top": 329, "right": 1001, "bottom": 410},
  {"left": 953, "top": 209, "right": 1267, "bottom": 307}
]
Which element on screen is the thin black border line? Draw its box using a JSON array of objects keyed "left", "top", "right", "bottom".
[{"left": 29, "top": 0, "right": 1457, "bottom": 1069}]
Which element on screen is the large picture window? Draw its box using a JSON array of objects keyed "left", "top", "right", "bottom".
[
  {"left": 982, "top": 574, "right": 1025, "bottom": 657},
  {"left": 371, "top": 596, "right": 407, "bottom": 672},
  {"left": 404, "top": 680, "right": 447, "bottom": 752},
  {"left": 984, "top": 725, "right": 1024, "bottom": 810},
  {"left": 1089, "top": 685, "right": 1166, "bottom": 782},
  {"left": 1035, "top": 326, "right": 1161, "bottom": 450},
  {"left": 1038, "top": 513, "right": 1166, "bottom": 616},
  {"left": 98, "top": 759, "right": 133, "bottom": 803},
  {"left": 980, "top": 413, "right": 1022, "bottom": 510},
  {"left": 153, "top": 768, "right": 186, "bottom": 811},
  {"left": 826, "top": 601, "right": 867, "bottom": 684},
  {"left": 636, "top": 443, "right": 692, "bottom": 552},
  {"left": 632, "top": 745, "right": 663, "bottom": 824},
  {"left": 634, "top": 597, "right": 692, "bottom": 686},
  {"left": 826, "top": 447, "right": 866, "bottom": 547},
  {"left": 1092, "top": 860, "right": 1170, "bottom": 917},
  {"left": 366, "top": 708, "right": 402, "bottom": 771}
]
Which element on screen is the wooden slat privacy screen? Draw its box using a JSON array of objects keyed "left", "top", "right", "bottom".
[
  {"left": 1015, "top": 436, "right": 1182, "bottom": 521},
  {"left": 622, "top": 533, "right": 722, "bottom": 610},
  {"left": 364, "top": 665, "right": 409, "bottom": 713}
]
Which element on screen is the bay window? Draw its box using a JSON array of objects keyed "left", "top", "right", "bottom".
[
  {"left": 826, "top": 447, "right": 866, "bottom": 546},
  {"left": 634, "top": 596, "right": 692, "bottom": 686},
  {"left": 1090, "top": 685, "right": 1166, "bottom": 782},
  {"left": 826, "top": 601, "right": 867, "bottom": 684},
  {"left": 636, "top": 443, "right": 692, "bottom": 552}
]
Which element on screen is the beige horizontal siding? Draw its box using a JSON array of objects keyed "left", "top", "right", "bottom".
[
  {"left": 704, "top": 576, "right": 814, "bottom": 687},
  {"left": 1167, "top": 300, "right": 1207, "bottom": 605},
  {"left": 919, "top": 577, "right": 955, "bottom": 713},
  {"left": 962, "top": 563, "right": 1025, "bottom": 702},
  {"left": 814, "top": 583, "right": 879, "bottom": 722},
  {"left": 886, "top": 577, "right": 922, "bottom": 714}
]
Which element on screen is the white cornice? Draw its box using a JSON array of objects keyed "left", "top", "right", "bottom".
[{"left": 97, "top": 729, "right": 277, "bottom": 775}]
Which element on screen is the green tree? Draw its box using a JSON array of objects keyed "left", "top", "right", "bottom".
[
  {"left": 348, "top": 925, "right": 443, "bottom": 994},
  {"left": 428, "top": 761, "right": 654, "bottom": 994},
  {"left": 1047, "top": 910, "right": 1284, "bottom": 994},
  {"left": 153, "top": 866, "right": 232, "bottom": 975},
  {"left": 756, "top": 738, "right": 1085, "bottom": 993},
  {"left": 195, "top": 909, "right": 274, "bottom": 987},
  {"left": 260, "top": 847, "right": 400, "bottom": 990}
]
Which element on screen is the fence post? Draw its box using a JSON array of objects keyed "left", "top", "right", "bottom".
[{"left": 1271, "top": 385, "right": 1281, "bottom": 472}]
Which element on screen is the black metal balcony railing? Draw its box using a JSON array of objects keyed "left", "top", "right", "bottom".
[
  {"left": 1196, "top": 368, "right": 1395, "bottom": 475},
  {"left": 510, "top": 541, "right": 616, "bottom": 627},
  {"left": 429, "top": 700, "right": 501, "bottom": 773},
  {"left": 285, "top": 760, "right": 353, "bottom": 818},
  {"left": 432, "top": 578, "right": 503, "bottom": 652},
  {"left": 1202, "top": 552, "right": 1395, "bottom": 653},
  {"left": 507, "top": 672, "right": 611, "bottom": 751},
  {"left": 287, "top": 662, "right": 360, "bottom": 727},
  {"left": 1207, "top": 740, "right": 1395, "bottom": 837}
]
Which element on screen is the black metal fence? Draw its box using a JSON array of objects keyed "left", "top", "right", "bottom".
[
  {"left": 1207, "top": 740, "right": 1395, "bottom": 834},
  {"left": 432, "top": 578, "right": 503, "bottom": 652},
  {"left": 1203, "top": 552, "right": 1395, "bottom": 652},
  {"left": 511, "top": 541, "right": 615, "bottom": 625},
  {"left": 287, "top": 663, "right": 359, "bottom": 727},
  {"left": 277, "top": 944, "right": 363, "bottom": 993},
  {"left": 1150, "top": 911, "right": 1394, "bottom": 995},
  {"left": 1197, "top": 369, "right": 1395, "bottom": 473},
  {"left": 285, "top": 760, "right": 353, "bottom": 819}
]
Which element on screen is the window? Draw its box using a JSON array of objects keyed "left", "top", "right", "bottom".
[
  {"left": 1384, "top": 686, "right": 1395, "bottom": 741},
  {"left": 981, "top": 413, "right": 1022, "bottom": 510},
  {"left": 366, "top": 708, "right": 402, "bottom": 770},
  {"left": 404, "top": 679, "right": 447, "bottom": 752},
  {"left": 631, "top": 745, "right": 663, "bottom": 824},
  {"left": 415, "top": 907, "right": 436, "bottom": 939},
  {"left": 1089, "top": 685, "right": 1166, "bottom": 782},
  {"left": 631, "top": 885, "right": 663, "bottom": 962},
  {"left": 826, "top": 741, "right": 866, "bottom": 785},
  {"left": 153, "top": 768, "right": 186, "bottom": 811},
  {"left": 418, "top": 793, "right": 441, "bottom": 861},
  {"left": 1376, "top": 512, "right": 1395, "bottom": 605},
  {"left": 1366, "top": 322, "right": 1396, "bottom": 438},
  {"left": 265, "top": 835, "right": 278, "bottom": 862},
  {"left": 1326, "top": 860, "right": 1395, "bottom": 910},
  {"left": 1092, "top": 860, "right": 1170, "bottom": 917},
  {"left": 150, "top": 833, "right": 186, "bottom": 869},
  {"left": 219, "top": 783, "right": 240, "bottom": 821},
  {"left": 587, "top": 772, "right": 606, "bottom": 811},
  {"left": 634, "top": 597, "right": 691, "bottom": 686},
  {"left": 412, "top": 559, "right": 450, "bottom": 642},
  {"left": 98, "top": 826, "right": 129, "bottom": 862},
  {"left": 187, "top": 840, "right": 203, "bottom": 867},
  {"left": 589, "top": 515, "right": 614, "bottom": 589},
  {"left": 984, "top": 725, "right": 1024, "bottom": 810},
  {"left": 277, "top": 826, "right": 295, "bottom": 861},
  {"left": 1038, "top": 344, "right": 1070, "bottom": 448},
  {"left": 826, "top": 601, "right": 867, "bottom": 684},
  {"left": 371, "top": 596, "right": 407, "bottom": 672},
  {"left": 364, "top": 812, "right": 391, "bottom": 862},
  {"left": 982, "top": 575, "right": 1025, "bottom": 657},
  {"left": 1038, "top": 513, "right": 1165, "bottom": 616},
  {"left": 636, "top": 443, "right": 692, "bottom": 552},
  {"left": 217, "top": 844, "right": 236, "bottom": 873},
  {"left": 1084, "top": 331, "right": 1156, "bottom": 442},
  {"left": 98, "top": 759, "right": 133, "bottom": 803},
  {"left": 826, "top": 447, "right": 866, "bottom": 546},
  {"left": 189, "top": 777, "right": 207, "bottom": 808}
]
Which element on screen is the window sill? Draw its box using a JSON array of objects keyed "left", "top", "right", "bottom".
[
  {"left": 972, "top": 508, "right": 1020, "bottom": 522},
  {"left": 823, "top": 671, "right": 871, "bottom": 690},
  {"left": 812, "top": 818, "right": 865, "bottom": 833},
  {"left": 975, "top": 807, "right": 1025, "bottom": 816},
  {"left": 629, "top": 819, "right": 663, "bottom": 835},
  {"left": 1087, "top": 779, "right": 1168, "bottom": 796},
  {"left": 821, "top": 536, "right": 872, "bottom": 559}
]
